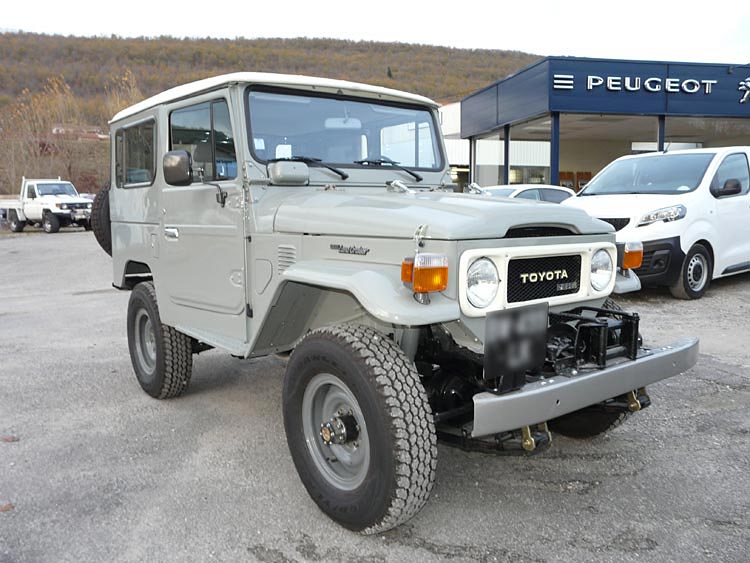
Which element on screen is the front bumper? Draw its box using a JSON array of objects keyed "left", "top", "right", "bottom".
[
  {"left": 471, "top": 336, "right": 699, "bottom": 437},
  {"left": 633, "top": 236, "right": 684, "bottom": 286}
]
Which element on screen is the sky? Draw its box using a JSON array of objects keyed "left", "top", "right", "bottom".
[{"left": 2, "top": 0, "right": 750, "bottom": 64}]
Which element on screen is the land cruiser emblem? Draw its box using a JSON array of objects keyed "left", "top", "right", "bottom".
[
  {"left": 520, "top": 270, "right": 569, "bottom": 284},
  {"left": 739, "top": 77, "right": 750, "bottom": 104},
  {"left": 330, "top": 243, "right": 371, "bottom": 256}
]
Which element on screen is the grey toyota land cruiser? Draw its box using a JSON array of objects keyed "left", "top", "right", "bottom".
[{"left": 92, "top": 72, "right": 699, "bottom": 534}]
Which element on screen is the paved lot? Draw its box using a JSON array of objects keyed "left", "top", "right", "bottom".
[{"left": 1, "top": 230, "right": 749, "bottom": 563}]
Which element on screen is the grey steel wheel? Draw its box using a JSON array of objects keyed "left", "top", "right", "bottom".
[
  {"left": 133, "top": 308, "right": 157, "bottom": 378},
  {"left": 686, "top": 252, "right": 708, "bottom": 292},
  {"left": 670, "top": 243, "right": 712, "bottom": 299},
  {"left": 302, "top": 373, "right": 370, "bottom": 491}
]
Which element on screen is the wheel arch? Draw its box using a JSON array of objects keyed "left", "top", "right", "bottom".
[
  {"left": 692, "top": 239, "right": 715, "bottom": 277},
  {"left": 121, "top": 260, "right": 153, "bottom": 290}
]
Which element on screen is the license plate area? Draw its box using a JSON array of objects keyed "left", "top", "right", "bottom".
[{"left": 484, "top": 303, "right": 548, "bottom": 393}]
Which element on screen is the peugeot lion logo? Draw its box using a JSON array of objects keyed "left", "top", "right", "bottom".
[{"left": 739, "top": 77, "right": 750, "bottom": 104}]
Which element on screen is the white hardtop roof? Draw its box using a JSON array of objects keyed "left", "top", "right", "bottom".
[
  {"left": 23, "top": 178, "right": 70, "bottom": 184},
  {"left": 111, "top": 72, "right": 439, "bottom": 123}
]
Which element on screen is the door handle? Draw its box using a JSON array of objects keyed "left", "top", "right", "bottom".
[{"left": 164, "top": 227, "right": 179, "bottom": 240}]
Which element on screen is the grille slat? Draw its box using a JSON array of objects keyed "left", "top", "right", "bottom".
[
  {"left": 599, "top": 217, "right": 630, "bottom": 231},
  {"left": 507, "top": 255, "right": 582, "bottom": 303}
]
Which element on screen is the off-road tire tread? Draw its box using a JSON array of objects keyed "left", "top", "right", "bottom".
[
  {"left": 135, "top": 282, "right": 192, "bottom": 399},
  {"left": 8, "top": 210, "right": 25, "bottom": 232},
  {"left": 43, "top": 211, "right": 60, "bottom": 233},
  {"left": 292, "top": 325, "right": 437, "bottom": 534},
  {"left": 92, "top": 185, "right": 112, "bottom": 256}
]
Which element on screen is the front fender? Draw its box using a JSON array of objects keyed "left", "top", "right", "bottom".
[{"left": 281, "top": 260, "right": 460, "bottom": 326}]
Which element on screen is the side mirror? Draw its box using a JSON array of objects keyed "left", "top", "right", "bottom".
[
  {"left": 27, "top": 191, "right": 36, "bottom": 199},
  {"left": 715, "top": 178, "right": 742, "bottom": 197},
  {"left": 268, "top": 161, "right": 309, "bottom": 186},
  {"left": 163, "top": 150, "right": 192, "bottom": 186}
]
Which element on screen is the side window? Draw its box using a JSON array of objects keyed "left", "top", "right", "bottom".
[
  {"left": 541, "top": 188, "right": 572, "bottom": 203},
  {"left": 712, "top": 153, "right": 750, "bottom": 197},
  {"left": 115, "top": 120, "right": 156, "bottom": 188},
  {"left": 170, "top": 99, "right": 237, "bottom": 182},
  {"left": 516, "top": 189, "right": 541, "bottom": 201}
]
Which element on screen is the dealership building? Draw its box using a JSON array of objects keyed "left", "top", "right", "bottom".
[{"left": 457, "top": 56, "right": 750, "bottom": 189}]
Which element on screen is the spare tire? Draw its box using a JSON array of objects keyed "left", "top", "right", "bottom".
[{"left": 91, "top": 184, "right": 112, "bottom": 256}]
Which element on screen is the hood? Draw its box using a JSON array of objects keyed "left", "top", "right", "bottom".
[
  {"left": 39, "top": 194, "right": 90, "bottom": 204},
  {"left": 564, "top": 193, "right": 688, "bottom": 220},
  {"left": 274, "top": 190, "right": 612, "bottom": 240}
]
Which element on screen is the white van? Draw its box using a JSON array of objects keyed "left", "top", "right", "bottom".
[{"left": 564, "top": 147, "right": 750, "bottom": 299}]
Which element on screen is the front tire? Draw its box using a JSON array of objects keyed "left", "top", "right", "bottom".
[
  {"left": 42, "top": 212, "right": 60, "bottom": 233},
  {"left": 91, "top": 184, "right": 112, "bottom": 255},
  {"left": 127, "top": 282, "right": 192, "bottom": 399},
  {"left": 283, "top": 325, "right": 437, "bottom": 534},
  {"left": 670, "top": 243, "right": 711, "bottom": 300}
]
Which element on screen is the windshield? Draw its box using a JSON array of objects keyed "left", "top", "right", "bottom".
[
  {"left": 36, "top": 183, "right": 79, "bottom": 196},
  {"left": 484, "top": 187, "right": 515, "bottom": 197},
  {"left": 581, "top": 153, "right": 715, "bottom": 196},
  {"left": 247, "top": 88, "right": 443, "bottom": 171}
]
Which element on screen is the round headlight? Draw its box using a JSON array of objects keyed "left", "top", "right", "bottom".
[
  {"left": 467, "top": 258, "right": 499, "bottom": 308},
  {"left": 60, "top": 203, "right": 68, "bottom": 210},
  {"left": 87, "top": 203, "right": 92, "bottom": 209},
  {"left": 590, "top": 249, "right": 614, "bottom": 291}
]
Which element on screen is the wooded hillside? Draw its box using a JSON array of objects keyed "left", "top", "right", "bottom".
[{"left": 0, "top": 33, "right": 540, "bottom": 193}]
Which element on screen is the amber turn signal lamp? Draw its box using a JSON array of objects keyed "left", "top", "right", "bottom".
[
  {"left": 402, "top": 253, "right": 449, "bottom": 293},
  {"left": 622, "top": 241, "right": 644, "bottom": 270}
]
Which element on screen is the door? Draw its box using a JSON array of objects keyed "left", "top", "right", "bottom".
[
  {"left": 711, "top": 152, "right": 750, "bottom": 275},
  {"left": 24, "top": 184, "right": 43, "bottom": 221},
  {"left": 159, "top": 97, "right": 248, "bottom": 349}
]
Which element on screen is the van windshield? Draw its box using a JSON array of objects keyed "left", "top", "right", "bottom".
[
  {"left": 37, "top": 183, "right": 79, "bottom": 196},
  {"left": 580, "top": 153, "right": 714, "bottom": 196},
  {"left": 247, "top": 88, "right": 443, "bottom": 172}
]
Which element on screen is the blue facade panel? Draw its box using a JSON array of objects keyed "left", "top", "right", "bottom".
[
  {"left": 498, "top": 60, "right": 549, "bottom": 128},
  {"left": 461, "top": 84, "right": 498, "bottom": 138},
  {"left": 461, "top": 56, "right": 750, "bottom": 139}
]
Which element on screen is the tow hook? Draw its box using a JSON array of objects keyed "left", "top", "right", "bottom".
[
  {"left": 626, "top": 390, "right": 642, "bottom": 412},
  {"left": 521, "top": 422, "right": 552, "bottom": 452}
]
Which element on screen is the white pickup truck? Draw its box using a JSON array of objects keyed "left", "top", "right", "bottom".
[{"left": 0, "top": 177, "right": 93, "bottom": 233}]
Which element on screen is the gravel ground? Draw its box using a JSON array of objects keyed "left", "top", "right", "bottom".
[{"left": 1, "top": 230, "right": 748, "bottom": 563}]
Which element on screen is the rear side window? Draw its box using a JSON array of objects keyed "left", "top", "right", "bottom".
[
  {"left": 516, "top": 189, "right": 540, "bottom": 201},
  {"left": 170, "top": 99, "right": 237, "bottom": 182},
  {"left": 541, "top": 188, "right": 572, "bottom": 203},
  {"left": 115, "top": 120, "right": 156, "bottom": 188},
  {"left": 711, "top": 153, "right": 750, "bottom": 196}
]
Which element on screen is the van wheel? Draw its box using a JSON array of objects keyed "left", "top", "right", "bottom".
[
  {"left": 127, "top": 282, "right": 192, "bottom": 399},
  {"left": 42, "top": 212, "right": 60, "bottom": 233},
  {"left": 282, "top": 325, "right": 437, "bottom": 534},
  {"left": 670, "top": 243, "right": 711, "bottom": 300},
  {"left": 91, "top": 184, "right": 112, "bottom": 255},
  {"left": 8, "top": 210, "right": 25, "bottom": 232}
]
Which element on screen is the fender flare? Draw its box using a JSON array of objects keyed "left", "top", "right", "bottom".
[{"left": 281, "top": 260, "right": 460, "bottom": 326}]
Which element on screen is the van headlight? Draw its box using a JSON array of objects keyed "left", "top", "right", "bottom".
[
  {"left": 638, "top": 205, "right": 686, "bottom": 226},
  {"left": 590, "top": 249, "right": 613, "bottom": 291},
  {"left": 467, "top": 258, "right": 499, "bottom": 308}
]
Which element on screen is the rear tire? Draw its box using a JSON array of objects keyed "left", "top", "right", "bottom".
[
  {"left": 42, "top": 212, "right": 60, "bottom": 233},
  {"left": 81, "top": 219, "right": 93, "bottom": 231},
  {"left": 8, "top": 210, "right": 25, "bottom": 232},
  {"left": 670, "top": 243, "right": 711, "bottom": 300},
  {"left": 127, "top": 282, "right": 192, "bottom": 399},
  {"left": 92, "top": 184, "right": 112, "bottom": 255},
  {"left": 283, "top": 325, "right": 437, "bottom": 534}
]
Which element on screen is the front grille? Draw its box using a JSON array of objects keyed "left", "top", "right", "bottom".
[
  {"left": 66, "top": 203, "right": 89, "bottom": 210},
  {"left": 599, "top": 217, "right": 630, "bottom": 231},
  {"left": 505, "top": 226, "right": 575, "bottom": 238},
  {"left": 507, "top": 255, "right": 582, "bottom": 303}
]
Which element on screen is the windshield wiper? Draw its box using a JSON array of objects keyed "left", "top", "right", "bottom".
[
  {"left": 268, "top": 156, "right": 348, "bottom": 180},
  {"left": 354, "top": 157, "right": 423, "bottom": 182}
]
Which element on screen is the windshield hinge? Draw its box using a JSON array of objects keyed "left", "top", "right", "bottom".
[
  {"left": 386, "top": 180, "right": 415, "bottom": 194},
  {"left": 246, "top": 304, "right": 253, "bottom": 318}
]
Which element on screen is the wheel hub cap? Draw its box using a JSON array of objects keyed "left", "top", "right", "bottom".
[{"left": 320, "top": 414, "right": 359, "bottom": 446}]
